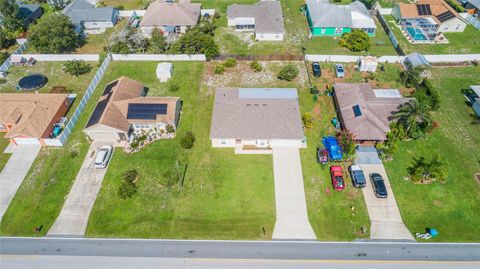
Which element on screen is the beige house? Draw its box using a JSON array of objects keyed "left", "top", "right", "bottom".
[
  {"left": 210, "top": 88, "right": 305, "bottom": 152},
  {"left": 0, "top": 93, "right": 71, "bottom": 146},
  {"left": 140, "top": 0, "right": 201, "bottom": 37},
  {"left": 333, "top": 83, "right": 411, "bottom": 141},
  {"left": 84, "top": 77, "right": 181, "bottom": 143}
]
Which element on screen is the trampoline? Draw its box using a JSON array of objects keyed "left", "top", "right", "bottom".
[{"left": 17, "top": 74, "right": 48, "bottom": 91}]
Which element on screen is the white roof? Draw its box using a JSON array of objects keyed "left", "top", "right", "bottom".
[
  {"left": 373, "top": 89, "right": 403, "bottom": 98},
  {"left": 351, "top": 10, "right": 377, "bottom": 29}
]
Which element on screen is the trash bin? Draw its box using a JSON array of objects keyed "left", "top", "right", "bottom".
[{"left": 426, "top": 228, "right": 438, "bottom": 238}]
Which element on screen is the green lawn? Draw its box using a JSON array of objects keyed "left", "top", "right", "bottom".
[
  {"left": 304, "top": 19, "right": 398, "bottom": 56},
  {"left": 86, "top": 61, "right": 276, "bottom": 239},
  {"left": 0, "top": 133, "right": 11, "bottom": 172},
  {"left": 377, "top": 0, "right": 411, "bottom": 8},
  {"left": 0, "top": 62, "right": 98, "bottom": 117},
  {"left": 103, "top": 0, "right": 143, "bottom": 9},
  {"left": 384, "top": 15, "right": 480, "bottom": 54},
  {"left": 384, "top": 66, "right": 480, "bottom": 242}
]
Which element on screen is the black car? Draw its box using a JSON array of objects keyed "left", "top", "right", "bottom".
[
  {"left": 370, "top": 173, "right": 388, "bottom": 198},
  {"left": 312, "top": 62, "right": 321, "bottom": 77},
  {"left": 348, "top": 165, "right": 366, "bottom": 188}
]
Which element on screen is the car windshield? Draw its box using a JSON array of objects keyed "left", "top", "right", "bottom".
[
  {"left": 336, "top": 176, "right": 343, "bottom": 186},
  {"left": 95, "top": 149, "right": 107, "bottom": 164},
  {"left": 338, "top": 67, "right": 344, "bottom": 71}
]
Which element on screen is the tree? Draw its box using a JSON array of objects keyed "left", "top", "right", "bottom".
[
  {"left": 147, "top": 28, "right": 167, "bottom": 53},
  {"left": 48, "top": 0, "right": 72, "bottom": 10},
  {"left": 110, "top": 26, "right": 148, "bottom": 54},
  {"left": 338, "top": 29, "right": 370, "bottom": 52},
  {"left": 180, "top": 131, "right": 196, "bottom": 149},
  {"left": 408, "top": 155, "right": 447, "bottom": 183},
  {"left": 413, "top": 79, "right": 440, "bottom": 111},
  {"left": 0, "top": 51, "right": 9, "bottom": 63},
  {"left": 399, "top": 64, "right": 424, "bottom": 88},
  {"left": 168, "top": 24, "right": 220, "bottom": 59},
  {"left": 277, "top": 64, "right": 299, "bottom": 81},
  {"left": 337, "top": 129, "right": 356, "bottom": 159},
  {"left": 63, "top": 60, "right": 92, "bottom": 76},
  {"left": 391, "top": 99, "right": 432, "bottom": 139},
  {"left": 0, "top": 0, "right": 22, "bottom": 33},
  {"left": 30, "top": 13, "right": 79, "bottom": 53},
  {"left": 0, "top": 30, "right": 15, "bottom": 49}
]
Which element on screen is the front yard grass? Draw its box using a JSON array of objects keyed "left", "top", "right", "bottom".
[
  {"left": 0, "top": 133, "right": 11, "bottom": 172},
  {"left": 86, "top": 61, "right": 276, "bottom": 239},
  {"left": 0, "top": 62, "right": 98, "bottom": 117},
  {"left": 384, "top": 15, "right": 480, "bottom": 55},
  {"left": 384, "top": 66, "right": 480, "bottom": 242}
]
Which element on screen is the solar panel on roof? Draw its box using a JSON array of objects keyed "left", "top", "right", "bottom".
[
  {"left": 417, "top": 4, "right": 432, "bottom": 16},
  {"left": 436, "top": 11, "right": 455, "bottom": 22},
  {"left": 353, "top": 105, "right": 362, "bottom": 117},
  {"left": 127, "top": 103, "right": 168, "bottom": 120}
]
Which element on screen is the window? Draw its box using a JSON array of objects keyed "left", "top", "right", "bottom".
[
  {"left": 364, "top": 28, "right": 375, "bottom": 34},
  {"left": 175, "top": 26, "right": 181, "bottom": 33},
  {"left": 256, "top": 140, "right": 267, "bottom": 147},
  {"left": 221, "top": 140, "right": 227, "bottom": 145},
  {"left": 133, "top": 123, "right": 152, "bottom": 129},
  {"left": 321, "top": 28, "right": 326, "bottom": 34},
  {"left": 456, "top": 24, "right": 460, "bottom": 30},
  {"left": 335, "top": 28, "right": 342, "bottom": 34}
]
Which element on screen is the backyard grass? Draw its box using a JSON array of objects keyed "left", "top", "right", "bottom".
[
  {"left": 384, "top": 66, "right": 480, "bottom": 242},
  {"left": 0, "top": 62, "right": 98, "bottom": 117},
  {"left": 103, "top": 0, "right": 143, "bottom": 9},
  {"left": 86, "top": 61, "right": 276, "bottom": 239},
  {"left": 384, "top": 15, "right": 480, "bottom": 55},
  {"left": 0, "top": 133, "right": 11, "bottom": 172}
]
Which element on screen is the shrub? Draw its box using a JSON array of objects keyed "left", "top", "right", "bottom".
[
  {"left": 338, "top": 29, "right": 370, "bottom": 52},
  {"left": 277, "top": 64, "right": 299, "bottom": 81},
  {"left": 124, "top": 169, "right": 138, "bottom": 183},
  {"left": 250, "top": 61, "right": 262, "bottom": 72},
  {"left": 302, "top": 112, "right": 313, "bottom": 129},
  {"left": 413, "top": 79, "right": 440, "bottom": 111},
  {"left": 0, "top": 78, "right": 6, "bottom": 84},
  {"left": 180, "top": 131, "right": 196, "bottom": 149},
  {"left": 337, "top": 130, "right": 356, "bottom": 159},
  {"left": 63, "top": 60, "right": 92, "bottom": 77},
  {"left": 407, "top": 155, "right": 447, "bottom": 184},
  {"left": 399, "top": 65, "right": 423, "bottom": 88},
  {"left": 118, "top": 180, "right": 137, "bottom": 199},
  {"left": 165, "top": 124, "right": 175, "bottom": 133},
  {"left": 168, "top": 83, "right": 180, "bottom": 92},
  {"left": 214, "top": 64, "right": 225, "bottom": 75},
  {"left": 223, "top": 58, "right": 237, "bottom": 68}
]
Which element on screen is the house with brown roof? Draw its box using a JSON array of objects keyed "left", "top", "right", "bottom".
[
  {"left": 140, "top": 0, "right": 201, "bottom": 37},
  {"left": 333, "top": 83, "right": 411, "bottom": 141},
  {"left": 0, "top": 93, "right": 71, "bottom": 146},
  {"left": 84, "top": 77, "right": 181, "bottom": 143},
  {"left": 210, "top": 88, "right": 305, "bottom": 153},
  {"left": 392, "top": 0, "right": 467, "bottom": 42}
]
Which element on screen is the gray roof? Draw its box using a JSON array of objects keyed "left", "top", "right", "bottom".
[
  {"left": 227, "top": 1, "right": 284, "bottom": 34},
  {"left": 210, "top": 88, "right": 304, "bottom": 140},
  {"left": 17, "top": 2, "right": 42, "bottom": 21},
  {"left": 63, "top": 0, "right": 116, "bottom": 27},
  {"left": 467, "top": 0, "right": 480, "bottom": 8},
  {"left": 306, "top": 0, "right": 373, "bottom": 28},
  {"left": 140, "top": 0, "right": 201, "bottom": 27},
  {"left": 333, "top": 83, "right": 411, "bottom": 141},
  {"left": 404, "top": 53, "right": 431, "bottom": 68}
]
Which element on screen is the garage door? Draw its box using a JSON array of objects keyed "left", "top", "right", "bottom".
[
  {"left": 87, "top": 131, "right": 118, "bottom": 142},
  {"left": 271, "top": 139, "right": 302, "bottom": 148},
  {"left": 13, "top": 138, "right": 41, "bottom": 145}
]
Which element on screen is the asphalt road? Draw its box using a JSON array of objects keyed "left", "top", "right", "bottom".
[{"left": 1, "top": 237, "right": 480, "bottom": 262}]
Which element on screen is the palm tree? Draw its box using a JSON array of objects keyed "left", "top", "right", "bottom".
[{"left": 391, "top": 100, "right": 432, "bottom": 137}]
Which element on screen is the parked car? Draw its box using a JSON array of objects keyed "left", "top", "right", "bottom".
[
  {"left": 349, "top": 165, "right": 366, "bottom": 188},
  {"left": 312, "top": 62, "right": 321, "bottom": 77},
  {"left": 369, "top": 173, "right": 388, "bottom": 198},
  {"left": 94, "top": 145, "right": 113, "bottom": 169},
  {"left": 330, "top": 165, "right": 345, "bottom": 190},
  {"left": 335, "top": 64, "right": 345, "bottom": 78}
]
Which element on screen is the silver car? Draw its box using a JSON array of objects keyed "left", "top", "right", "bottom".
[
  {"left": 94, "top": 145, "right": 113, "bottom": 169},
  {"left": 335, "top": 64, "right": 345, "bottom": 78}
]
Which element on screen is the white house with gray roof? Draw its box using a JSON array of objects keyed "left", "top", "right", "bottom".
[
  {"left": 210, "top": 88, "right": 305, "bottom": 153},
  {"left": 227, "top": 0, "right": 285, "bottom": 41},
  {"left": 62, "top": 0, "right": 119, "bottom": 34}
]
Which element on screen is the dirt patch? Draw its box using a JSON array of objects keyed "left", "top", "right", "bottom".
[
  {"left": 433, "top": 200, "right": 442, "bottom": 207},
  {"left": 476, "top": 173, "right": 480, "bottom": 184}
]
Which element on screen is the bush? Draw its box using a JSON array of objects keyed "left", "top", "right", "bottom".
[
  {"left": 223, "top": 58, "right": 237, "bottom": 68},
  {"left": 250, "top": 61, "right": 262, "bottom": 72},
  {"left": 277, "top": 64, "right": 299, "bottom": 81},
  {"left": 302, "top": 112, "right": 313, "bottom": 129},
  {"left": 338, "top": 29, "right": 370, "bottom": 52},
  {"left": 98, "top": 51, "right": 107, "bottom": 67},
  {"left": 165, "top": 124, "right": 175, "bottom": 133},
  {"left": 0, "top": 52, "right": 9, "bottom": 64},
  {"left": 413, "top": 79, "right": 440, "bottom": 111},
  {"left": 0, "top": 78, "right": 7, "bottom": 84},
  {"left": 147, "top": 28, "right": 167, "bottom": 53},
  {"left": 168, "top": 83, "right": 180, "bottom": 92},
  {"left": 408, "top": 155, "right": 447, "bottom": 184},
  {"left": 180, "top": 131, "right": 196, "bottom": 149},
  {"left": 168, "top": 25, "right": 219, "bottom": 59},
  {"left": 118, "top": 169, "right": 138, "bottom": 199},
  {"left": 398, "top": 65, "right": 423, "bottom": 88},
  {"left": 63, "top": 60, "right": 92, "bottom": 77},
  {"left": 214, "top": 65, "right": 225, "bottom": 75},
  {"left": 124, "top": 169, "right": 138, "bottom": 183}
]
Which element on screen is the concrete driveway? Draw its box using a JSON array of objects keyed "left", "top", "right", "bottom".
[
  {"left": 48, "top": 141, "right": 113, "bottom": 237},
  {"left": 0, "top": 145, "right": 40, "bottom": 221},
  {"left": 359, "top": 164, "right": 414, "bottom": 240},
  {"left": 272, "top": 147, "right": 316, "bottom": 240}
]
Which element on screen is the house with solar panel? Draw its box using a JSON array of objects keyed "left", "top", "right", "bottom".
[
  {"left": 84, "top": 77, "right": 181, "bottom": 144},
  {"left": 392, "top": 0, "right": 467, "bottom": 43}
]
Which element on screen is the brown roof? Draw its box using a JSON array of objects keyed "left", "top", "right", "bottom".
[
  {"left": 85, "top": 76, "right": 179, "bottom": 133},
  {"left": 333, "top": 83, "right": 411, "bottom": 141},
  {"left": 398, "top": 0, "right": 462, "bottom": 24},
  {"left": 140, "top": 0, "right": 201, "bottom": 27},
  {"left": 0, "top": 93, "right": 68, "bottom": 138},
  {"left": 210, "top": 88, "right": 304, "bottom": 140}
]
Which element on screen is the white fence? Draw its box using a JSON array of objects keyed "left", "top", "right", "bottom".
[
  {"left": 378, "top": 8, "right": 393, "bottom": 15},
  {"left": 461, "top": 13, "right": 480, "bottom": 30},
  {"left": 0, "top": 40, "right": 28, "bottom": 72},
  {"left": 119, "top": 10, "right": 145, "bottom": 17},
  {"left": 425, "top": 54, "right": 480, "bottom": 63},
  {"left": 305, "top": 55, "right": 362, "bottom": 62},
  {"left": 56, "top": 54, "right": 112, "bottom": 146},
  {"left": 112, "top": 54, "right": 206, "bottom": 61},
  {"left": 17, "top": 54, "right": 99, "bottom": 61}
]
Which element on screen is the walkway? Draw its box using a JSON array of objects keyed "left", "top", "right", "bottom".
[
  {"left": 48, "top": 142, "right": 113, "bottom": 237},
  {"left": 272, "top": 147, "right": 316, "bottom": 240},
  {"left": 0, "top": 145, "right": 40, "bottom": 220},
  {"left": 355, "top": 147, "right": 413, "bottom": 240}
]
